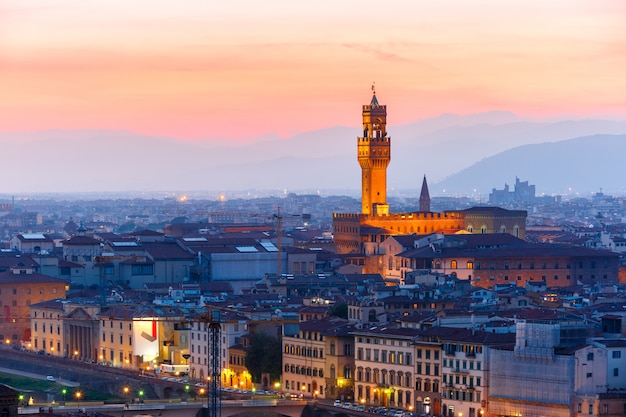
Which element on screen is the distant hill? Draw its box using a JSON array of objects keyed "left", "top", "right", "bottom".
[
  {"left": 1, "top": 113, "right": 625, "bottom": 195},
  {"left": 434, "top": 134, "right": 626, "bottom": 197}
]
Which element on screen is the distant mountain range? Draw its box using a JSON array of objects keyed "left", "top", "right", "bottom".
[{"left": 1, "top": 112, "right": 625, "bottom": 196}]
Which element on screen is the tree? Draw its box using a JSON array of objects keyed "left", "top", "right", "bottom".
[
  {"left": 329, "top": 302, "right": 348, "bottom": 319},
  {"left": 244, "top": 332, "right": 282, "bottom": 383}
]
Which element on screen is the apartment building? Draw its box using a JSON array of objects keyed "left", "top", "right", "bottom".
[
  {"left": 353, "top": 325, "right": 421, "bottom": 411},
  {"left": 188, "top": 311, "right": 249, "bottom": 387},
  {"left": 282, "top": 317, "right": 338, "bottom": 399},
  {"left": 28, "top": 299, "right": 65, "bottom": 355},
  {"left": 420, "top": 327, "right": 514, "bottom": 417}
]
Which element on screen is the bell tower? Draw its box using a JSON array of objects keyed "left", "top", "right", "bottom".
[{"left": 358, "top": 86, "right": 391, "bottom": 215}]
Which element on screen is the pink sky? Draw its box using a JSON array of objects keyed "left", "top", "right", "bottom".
[{"left": 1, "top": 0, "right": 625, "bottom": 141}]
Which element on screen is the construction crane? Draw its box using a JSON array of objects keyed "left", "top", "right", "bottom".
[{"left": 207, "top": 309, "right": 221, "bottom": 417}]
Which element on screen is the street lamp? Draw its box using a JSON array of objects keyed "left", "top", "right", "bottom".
[
  {"left": 123, "top": 386, "right": 129, "bottom": 403},
  {"left": 61, "top": 388, "right": 67, "bottom": 405},
  {"left": 138, "top": 390, "right": 144, "bottom": 409},
  {"left": 75, "top": 391, "right": 82, "bottom": 410},
  {"left": 199, "top": 388, "right": 206, "bottom": 408}
]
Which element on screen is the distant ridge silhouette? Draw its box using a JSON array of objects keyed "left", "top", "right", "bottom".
[{"left": 1, "top": 114, "right": 625, "bottom": 195}]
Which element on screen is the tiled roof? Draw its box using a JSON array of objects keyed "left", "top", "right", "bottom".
[
  {"left": 29, "top": 298, "right": 66, "bottom": 310},
  {"left": 141, "top": 242, "right": 195, "bottom": 260},
  {"left": 0, "top": 253, "right": 39, "bottom": 269},
  {"left": 421, "top": 326, "right": 515, "bottom": 345},
  {"left": 64, "top": 235, "right": 101, "bottom": 245},
  {"left": 59, "top": 260, "right": 84, "bottom": 268},
  {"left": 461, "top": 206, "right": 527, "bottom": 216},
  {"left": 0, "top": 271, "right": 68, "bottom": 284},
  {"left": 299, "top": 317, "right": 348, "bottom": 332},
  {"left": 401, "top": 241, "right": 618, "bottom": 259},
  {"left": 130, "top": 229, "right": 165, "bottom": 236},
  {"left": 388, "top": 234, "right": 422, "bottom": 248},
  {"left": 344, "top": 274, "right": 384, "bottom": 283},
  {"left": 598, "top": 339, "right": 626, "bottom": 348},
  {"left": 353, "top": 324, "right": 422, "bottom": 338},
  {"left": 101, "top": 304, "right": 186, "bottom": 320}
]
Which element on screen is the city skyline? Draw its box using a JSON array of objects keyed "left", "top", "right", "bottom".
[{"left": 2, "top": 0, "right": 625, "bottom": 143}]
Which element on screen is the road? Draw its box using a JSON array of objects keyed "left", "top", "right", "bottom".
[{"left": 0, "top": 366, "right": 80, "bottom": 387}]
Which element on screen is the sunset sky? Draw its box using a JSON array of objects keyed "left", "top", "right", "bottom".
[{"left": 2, "top": 0, "right": 625, "bottom": 142}]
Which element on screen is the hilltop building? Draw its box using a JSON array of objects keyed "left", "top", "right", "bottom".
[
  {"left": 488, "top": 177, "right": 536, "bottom": 205},
  {"left": 333, "top": 92, "right": 527, "bottom": 255}
]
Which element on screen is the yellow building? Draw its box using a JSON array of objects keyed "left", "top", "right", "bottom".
[
  {"left": 29, "top": 299, "right": 65, "bottom": 355},
  {"left": 282, "top": 317, "right": 348, "bottom": 399}
]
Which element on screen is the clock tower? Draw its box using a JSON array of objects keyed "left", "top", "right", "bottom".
[{"left": 358, "top": 88, "right": 391, "bottom": 215}]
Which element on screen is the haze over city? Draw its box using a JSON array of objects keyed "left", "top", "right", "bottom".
[
  {"left": 2, "top": 1, "right": 625, "bottom": 195},
  {"left": 4, "top": 3, "right": 626, "bottom": 414}
]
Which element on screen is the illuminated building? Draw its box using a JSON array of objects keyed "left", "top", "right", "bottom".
[{"left": 333, "top": 91, "right": 527, "bottom": 255}]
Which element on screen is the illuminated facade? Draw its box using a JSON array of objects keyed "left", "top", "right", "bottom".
[
  {"left": 353, "top": 326, "right": 420, "bottom": 411},
  {"left": 188, "top": 311, "right": 248, "bottom": 387},
  {"left": 358, "top": 92, "right": 391, "bottom": 216},
  {"left": 282, "top": 318, "right": 332, "bottom": 399},
  {"left": 333, "top": 93, "right": 527, "bottom": 255}
]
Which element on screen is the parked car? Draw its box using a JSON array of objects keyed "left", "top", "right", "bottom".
[
  {"left": 343, "top": 402, "right": 353, "bottom": 409},
  {"left": 46, "top": 375, "right": 56, "bottom": 382},
  {"left": 334, "top": 400, "right": 342, "bottom": 407}
]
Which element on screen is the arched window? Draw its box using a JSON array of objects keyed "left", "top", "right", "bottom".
[
  {"left": 467, "top": 225, "right": 473, "bottom": 233},
  {"left": 451, "top": 260, "right": 457, "bottom": 269},
  {"left": 500, "top": 225, "right": 506, "bottom": 233},
  {"left": 368, "top": 309, "right": 377, "bottom": 322},
  {"left": 481, "top": 225, "right": 487, "bottom": 234},
  {"left": 514, "top": 225, "right": 520, "bottom": 237},
  {"left": 467, "top": 261, "right": 473, "bottom": 269}
]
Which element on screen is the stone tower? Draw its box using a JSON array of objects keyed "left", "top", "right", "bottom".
[
  {"left": 358, "top": 89, "right": 391, "bottom": 215},
  {"left": 419, "top": 175, "right": 431, "bottom": 212}
]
